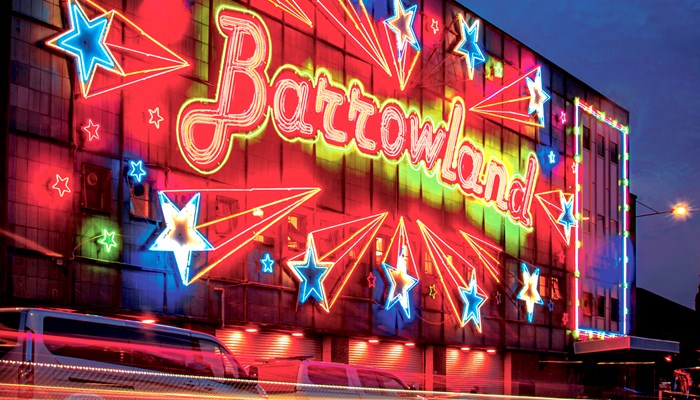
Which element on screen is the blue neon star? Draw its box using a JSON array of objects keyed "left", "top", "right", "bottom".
[
  {"left": 260, "top": 252, "right": 274, "bottom": 274},
  {"left": 382, "top": 246, "right": 419, "bottom": 319},
  {"left": 526, "top": 69, "right": 551, "bottom": 126},
  {"left": 458, "top": 275, "right": 486, "bottom": 331},
  {"left": 55, "top": 1, "right": 115, "bottom": 85},
  {"left": 557, "top": 195, "right": 577, "bottom": 243},
  {"left": 517, "top": 263, "right": 544, "bottom": 323},
  {"left": 453, "top": 15, "right": 485, "bottom": 79},
  {"left": 289, "top": 237, "right": 331, "bottom": 304},
  {"left": 128, "top": 160, "right": 147, "bottom": 182}
]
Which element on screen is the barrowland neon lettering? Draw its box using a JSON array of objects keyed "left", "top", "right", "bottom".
[{"left": 177, "top": 6, "right": 541, "bottom": 229}]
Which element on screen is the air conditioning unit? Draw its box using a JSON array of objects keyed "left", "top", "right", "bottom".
[{"left": 81, "top": 163, "right": 112, "bottom": 213}]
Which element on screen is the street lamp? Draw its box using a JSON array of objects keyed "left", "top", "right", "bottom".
[{"left": 636, "top": 200, "right": 693, "bottom": 219}]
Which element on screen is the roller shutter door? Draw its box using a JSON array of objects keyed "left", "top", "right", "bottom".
[
  {"left": 216, "top": 329, "right": 322, "bottom": 366},
  {"left": 348, "top": 339, "right": 424, "bottom": 388},
  {"left": 446, "top": 348, "right": 503, "bottom": 394}
]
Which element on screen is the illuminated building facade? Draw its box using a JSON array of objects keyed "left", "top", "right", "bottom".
[{"left": 3, "top": 0, "right": 632, "bottom": 396}]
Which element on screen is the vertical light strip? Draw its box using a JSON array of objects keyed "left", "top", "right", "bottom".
[
  {"left": 575, "top": 99, "right": 630, "bottom": 336},
  {"left": 622, "top": 124, "right": 630, "bottom": 335},
  {"left": 573, "top": 97, "right": 581, "bottom": 334}
]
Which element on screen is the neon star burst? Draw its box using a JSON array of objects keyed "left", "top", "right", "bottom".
[
  {"left": 517, "top": 263, "right": 544, "bottom": 323},
  {"left": 458, "top": 274, "right": 487, "bottom": 332},
  {"left": 384, "top": 0, "right": 421, "bottom": 61},
  {"left": 288, "top": 235, "right": 332, "bottom": 305},
  {"left": 526, "top": 68, "right": 551, "bottom": 126},
  {"left": 453, "top": 14, "right": 485, "bottom": 80},
  {"left": 128, "top": 160, "right": 147, "bottom": 182},
  {"left": 97, "top": 229, "right": 118, "bottom": 253},
  {"left": 150, "top": 192, "right": 214, "bottom": 285},
  {"left": 382, "top": 244, "right": 419, "bottom": 319},
  {"left": 50, "top": 0, "right": 116, "bottom": 93}
]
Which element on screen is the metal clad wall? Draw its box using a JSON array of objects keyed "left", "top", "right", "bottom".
[
  {"left": 446, "top": 349, "right": 503, "bottom": 394},
  {"left": 348, "top": 340, "right": 424, "bottom": 387},
  {"left": 217, "top": 329, "right": 322, "bottom": 366}
]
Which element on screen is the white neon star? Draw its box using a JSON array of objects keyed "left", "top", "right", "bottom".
[
  {"left": 151, "top": 192, "right": 213, "bottom": 285},
  {"left": 526, "top": 69, "right": 550, "bottom": 126}
]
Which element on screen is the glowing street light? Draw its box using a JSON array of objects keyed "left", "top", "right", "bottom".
[{"left": 636, "top": 200, "right": 693, "bottom": 219}]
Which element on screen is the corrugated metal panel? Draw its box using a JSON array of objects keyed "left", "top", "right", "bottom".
[
  {"left": 348, "top": 340, "right": 424, "bottom": 387},
  {"left": 446, "top": 348, "right": 503, "bottom": 394},
  {"left": 216, "top": 329, "right": 322, "bottom": 366}
]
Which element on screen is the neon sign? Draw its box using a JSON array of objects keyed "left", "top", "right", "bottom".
[
  {"left": 46, "top": 0, "right": 189, "bottom": 98},
  {"left": 52, "top": 174, "right": 71, "bottom": 197},
  {"left": 177, "top": 6, "right": 541, "bottom": 229}
]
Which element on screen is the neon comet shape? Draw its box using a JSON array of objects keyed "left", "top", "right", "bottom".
[
  {"left": 97, "top": 229, "right": 117, "bottom": 253},
  {"left": 517, "top": 262, "right": 543, "bottom": 323},
  {"left": 470, "top": 66, "right": 550, "bottom": 128},
  {"left": 260, "top": 252, "right": 274, "bottom": 273},
  {"left": 51, "top": 0, "right": 116, "bottom": 87},
  {"left": 384, "top": 0, "right": 420, "bottom": 61},
  {"left": 526, "top": 68, "right": 550, "bottom": 126},
  {"left": 46, "top": 0, "right": 189, "bottom": 98},
  {"left": 128, "top": 160, "right": 147, "bottom": 182},
  {"left": 381, "top": 217, "right": 419, "bottom": 319},
  {"left": 382, "top": 245, "right": 419, "bottom": 319},
  {"left": 288, "top": 235, "right": 332, "bottom": 305},
  {"left": 453, "top": 14, "right": 484, "bottom": 80},
  {"left": 150, "top": 192, "right": 214, "bottom": 285},
  {"left": 52, "top": 174, "right": 71, "bottom": 197}
]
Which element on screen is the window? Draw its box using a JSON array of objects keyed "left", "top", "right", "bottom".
[
  {"left": 583, "top": 209, "right": 591, "bottom": 233},
  {"left": 583, "top": 127, "right": 591, "bottom": 150},
  {"left": 0, "top": 312, "right": 20, "bottom": 358},
  {"left": 609, "top": 219, "right": 619, "bottom": 236},
  {"left": 539, "top": 275, "right": 547, "bottom": 299},
  {"left": 288, "top": 215, "right": 306, "bottom": 250},
  {"left": 357, "top": 369, "right": 407, "bottom": 390},
  {"left": 214, "top": 196, "right": 239, "bottom": 235},
  {"left": 550, "top": 277, "right": 561, "bottom": 300},
  {"left": 582, "top": 292, "right": 592, "bottom": 316},
  {"left": 597, "top": 295, "right": 606, "bottom": 317},
  {"left": 375, "top": 237, "right": 385, "bottom": 266},
  {"left": 43, "top": 317, "right": 131, "bottom": 366},
  {"left": 129, "top": 328, "right": 195, "bottom": 375},
  {"left": 196, "top": 339, "right": 246, "bottom": 379},
  {"left": 307, "top": 365, "right": 349, "bottom": 386},
  {"left": 596, "top": 214, "right": 606, "bottom": 237},
  {"left": 423, "top": 251, "right": 433, "bottom": 275},
  {"left": 611, "top": 298, "right": 620, "bottom": 322},
  {"left": 596, "top": 134, "right": 605, "bottom": 157},
  {"left": 610, "top": 141, "right": 619, "bottom": 164}
]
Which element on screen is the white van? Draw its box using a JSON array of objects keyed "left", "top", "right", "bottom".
[
  {"left": 0, "top": 308, "right": 266, "bottom": 399},
  {"left": 252, "top": 358, "right": 423, "bottom": 399}
]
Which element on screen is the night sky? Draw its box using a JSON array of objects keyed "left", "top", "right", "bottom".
[{"left": 463, "top": 0, "right": 700, "bottom": 309}]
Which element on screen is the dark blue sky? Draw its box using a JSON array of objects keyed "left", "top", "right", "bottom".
[{"left": 463, "top": 0, "right": 700, "bottom": 309}]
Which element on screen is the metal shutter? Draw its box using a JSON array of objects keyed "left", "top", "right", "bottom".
[
  {"left": 446, "top": 348, "right": 503, "bottom": 394},
  {"left": 348, "top": 339, "right": 424, "bottom": 387},
  {"left": 216, "top": 329, "right": 322, "bottom": 366}
]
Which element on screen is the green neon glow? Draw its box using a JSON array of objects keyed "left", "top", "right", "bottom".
[{"left": 79, "top": 217, "right": 120, "bottom": 261}]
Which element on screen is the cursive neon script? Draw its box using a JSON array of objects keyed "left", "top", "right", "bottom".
[{"left": 176, "top": 6, "right": 540, "bottom": 229}]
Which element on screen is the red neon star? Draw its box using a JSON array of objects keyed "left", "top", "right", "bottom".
[
  {"left": 148, "top": 107, "right": 164, "bottom": 129},
  {"left": 52, "top": 173, "right": 71, "bottom": 197},
  {"left": 367, "top": 271, "right": 376, "bottom": 288},
  {"left": 83, "top": 119, "right": 100, "bottom": 141}
]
